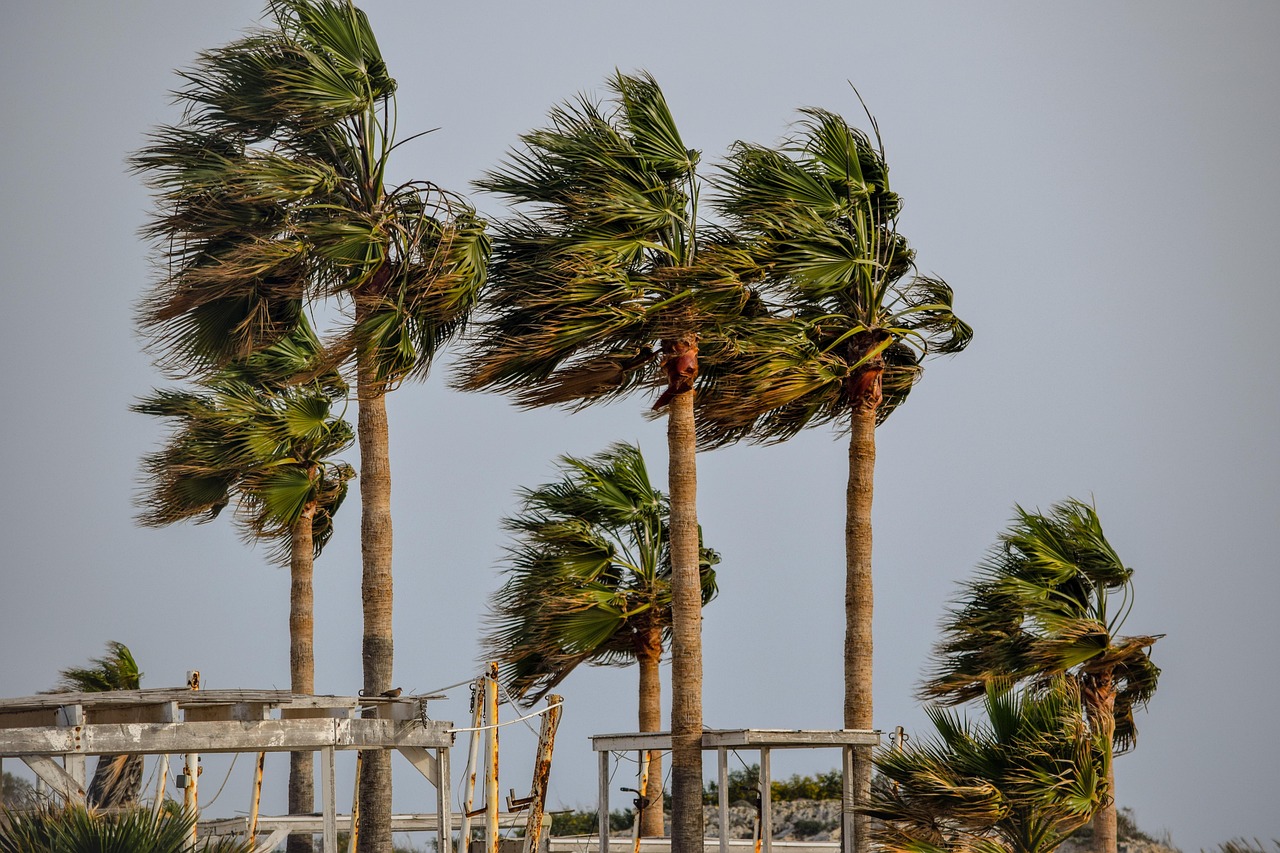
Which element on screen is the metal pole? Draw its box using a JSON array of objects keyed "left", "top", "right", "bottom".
[{"left": 522, "top": 695, "right": 562, "bottom": 853}]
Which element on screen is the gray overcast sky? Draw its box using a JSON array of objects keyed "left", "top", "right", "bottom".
[{"left": 2, "top": 2, "right": 1277, "bottom": 848}]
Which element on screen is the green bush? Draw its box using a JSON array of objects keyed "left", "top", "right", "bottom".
[{"left": 703, "top": 765, "right": 843, "bottom": 804}]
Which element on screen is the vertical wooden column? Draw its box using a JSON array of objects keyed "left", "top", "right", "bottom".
[
  {"left": 759, "top": 748, "right": 772, "bottom": 853},
  {"left": 717, "top": 749, "right": 729, "bottom": 853},
  {"left": 598, "top": 750, "right": 611, "bottom": 853},
  {"left": 436, "top": 746, "right": 453, "bottom": 853},
  {"left": 484, "top": 668, "right": 500, "bottom": 853},
  {"left": 321, "top": 747, "right": 337, "bottom": 853}
]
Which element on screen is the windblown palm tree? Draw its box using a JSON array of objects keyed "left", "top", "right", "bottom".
[
  {"left": 699, "top": 106, "right": 971, "bottom": 848},
  {"left": 132, "top": 3, "right": 488, "bottom": 847},
  {"left": 483, "top": 442, "right": 719, "bottom": 836},
  {"left": 919, "top": 500, "right": 1161, "bottom": 853},
  {"left": 135, "top": 321, "right": 353, "bottom": 853},
  {"left": 0, "top": 804, "right": 256, "bottom": 853},
  {"left": 45, "top": 643, "right": 145, "bottom": 810},
  {"left": 865, "top": 679, "right": 1106, "bottom": 853},
  {"left": 458, "top": 71, "right": 746, "bottom": 851}
]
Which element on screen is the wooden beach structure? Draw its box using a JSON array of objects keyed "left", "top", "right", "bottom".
[{"left": 0, "top": 672, "right": 563, "bottom": 853}]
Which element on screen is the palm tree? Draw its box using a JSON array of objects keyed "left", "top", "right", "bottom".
[
  {"left": 457, "top": 71, "right": 746, "bottom": 852},
  {"left": 483, "top": 442, "right": 719, "bottom": 837},
  {"left": 864, "top": 679, "right": 1106, "bottom": 853},
  {"left": 134, "top": 322, "right": 354, "bottom": 853},
  {"left": 0, "top": 804, "right": 256, "bottom": 853},
  {"left": 698, "top": 106, "right": 971, "bottom": 847},
  {"left": 919, "top": 499, "right": 1162, "bottom": 853},
  {"left": 45, "top": 643, "right": 144, "bottom": 809},
  {"left": 132, "top": 3, "right": 488, "bottom": 847}
]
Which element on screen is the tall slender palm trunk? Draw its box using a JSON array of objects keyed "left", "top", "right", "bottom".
[
  {"left": 845, "top": 405, "right": 876, "bottom": 853},
  {"left": 667, "top": 388, "right": 703, "bottom": 853},
  {"left": 289, "top": 510, "right": 317, "bottom": 853},
  {"left": 637, "top": 625, "right": 665, "bottom": 838},
  {"left": 356, "top": 350, "right": 395, "bottom": 853},
  {"left": 1086, "top": 674, "right": 1119, "bottom": 853}
]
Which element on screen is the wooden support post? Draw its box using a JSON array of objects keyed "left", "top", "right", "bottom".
[
  {"left": 598, "top": 749, "right": 610, "bottom": 853},
  {"left": 347, "top": 750, "right": 362, "bottom": 853},
  {"left": 248, "top": 751, "right": 266, "bottom": 841},
  {"left": 437, "top": 745, "right": 453, "bottom": 853},
  {"left": 718, "top": 748, "right": 729, "bottom": 853},
  {"left": 841, "top": 745, "right": 855, "bottom": 853},
  {"left": 321, "top": 747, "right": 336, "bottom": 853},
  {"left": 55, "top": 705, "right": 85, "bottom": 800},
  {"left": 522, "top": 695, "right": 561, "bottom": 853},
  {"left": 459, "top": 679, "right": 484, "bottom": 852},
  {"left": 485, "top": 664, "right": 500, "bottom": 853},
  {"left": 153, "top": 754, "right": 170, "bottom": 816},
  {"left": 759, "top": 747, "right": 772, "bottom": 853},
  {"left": 632, "top": 749, "right": 650, "bottom": 853}
]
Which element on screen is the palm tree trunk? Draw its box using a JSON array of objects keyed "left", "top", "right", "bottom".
[
  {"left": 288, "top": 510, "right": 317, "bottom": 853},
  {"left": 637, "top": 624, "right": 665, "bottom": 838},
  {"left": 667, "top": 386, "right": 703, "bottom": 853},
  {"left": 1086, "top": 674, "right": 1119, "bottom": 853},
  {"left": 845, "top": 404, "right": 876, "bottom": 853},
  {"left": 356, "top": 352, "right": 394, "bottom": 853}
]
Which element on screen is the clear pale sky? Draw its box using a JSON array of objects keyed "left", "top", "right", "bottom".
[{"left": 2, "top": 2, "right": 1277, "bottom": 849}]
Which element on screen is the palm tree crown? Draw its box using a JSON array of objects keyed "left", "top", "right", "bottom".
[
  {"left": 133, "top": 0, "right": 487, "bottom": 381},
  {"left": 484, "top": 442, "right": 719, "bottom": 702},
  {"left": 866, "top": 679, "right": 1106, "bottom": 853},
  {"left": 458, "top": 70, "right": 744, "bottom": 408},
  {"left": 921, "top": 499, "right": 1161, "bottom": 753},
  {"left": 699, "top": 106, "right": 971, "bottom": 443},
  {"left": 133, "top": 320, "right": 355, "bottom": 558}
]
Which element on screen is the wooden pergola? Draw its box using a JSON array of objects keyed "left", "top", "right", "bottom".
[
  {"left": 591, "top": 729, "right": 881, "bottom": 853},
  {"left": 0, "top": 687, "right": 454, "bottom": 852}
]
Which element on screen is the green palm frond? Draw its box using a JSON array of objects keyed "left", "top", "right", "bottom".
[
  {"left": 47, "top": 642, "right": 142, "bottom": 693},
  {"left": 922, "top": 499, "right": 1161, "bottom": 756},
  {"left": 134, "top": 319, "right": 354, "bottom": 563},
  {"left": 134, "top": 0, "right": 486, "bottom": 384},
  {"left": 697, "top": 105, "right": 968, "bottom": 447},
  {"left": 482, "top": 443, "right": 718, "bottom": 704},
  {"left": 867, "top": 680, "right": 1105, "bottom": 853},
  {"left": 458, "top": 71, "right": 739, "bottom": 409}
]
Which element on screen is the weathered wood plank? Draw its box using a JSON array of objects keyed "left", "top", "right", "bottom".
[{"left": 0, "top": 718, "right": 453, "bottom": 756}]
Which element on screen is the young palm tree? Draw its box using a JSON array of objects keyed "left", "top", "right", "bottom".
[
  {"left": 483, "top": 442, "right": 719, "bottom": 837},
  {"left": 45, "top": 643, "right": 144, "bottom": 810},
  {"left": 458, "top": 72, "right": 745, "bottom": 852},
  {"left": 132, "top": 3, "right": 488, "bottom": 847},
  {"left": 698, "top": 106, "right": 971, "bottom": 847},
  {"left": 0, "top": 804, "right": 256, "bottom": 853},
  {"left": 865, "top": 679, "right": 1106, "bottom": 853},
  {"left": 919, "top": 500, "right": 1161, "bottom": 853},
  {"left": 135, "top": 322, "right": 354, "bottom": 853}
]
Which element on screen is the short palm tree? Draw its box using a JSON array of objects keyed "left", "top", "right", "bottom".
[
  {"left": 920, "top": 500, "right": 1161, "bottom": 853},
  {"left": 865, "top": 679, "right": 1106, "bottom": 853},
  {"left": 483, "top": 442, "right": 719, "bottom": 836},
  {"left": 699, "top": 106, "right": 971, "bottom": 848},
  {"left": 45, "top": 643, "right": 144, "bottom": 809},
  {"left": 458, "top": 71, "right": 745, "bottom": 851},
  {"left": 0, "top": 804, "right": 256, "bottom": 853},
  {"left": 132, "top": 3, "right": 488, "bottom": 847},
  {"left": 135, "top": 321, "right": 353, "bottom": 853}
]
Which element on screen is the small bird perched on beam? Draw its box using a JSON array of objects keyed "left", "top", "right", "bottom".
[{"left": 358, "top": 687, "right": 402, "bottom": 698}]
